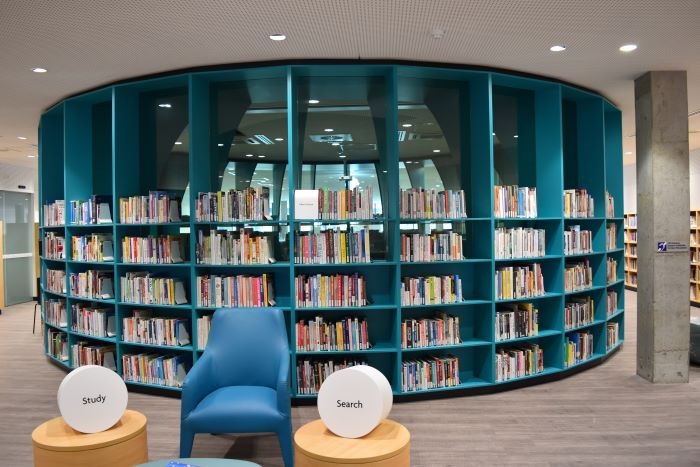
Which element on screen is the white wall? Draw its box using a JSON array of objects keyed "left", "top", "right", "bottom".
[
  {"left": 0, "top": 162, "right": 38, "bottom": 220},
  {"left": 623, "top": 148, "right": 700, "bottom": 213}
]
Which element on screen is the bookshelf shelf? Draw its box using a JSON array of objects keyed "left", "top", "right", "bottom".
[
  {"left": 565, "top": 319, "right": 606, "bottom": 333},
  {"left": 47, "top": 354, "right": 71, "bottom": 368},
  {"left": 40, "top": 63, "right": 624, "bottom": 399},
  {"left": 45, "top": 322, "right": 68, "bottom": 332}
]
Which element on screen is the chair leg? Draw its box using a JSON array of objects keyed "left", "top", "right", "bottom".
[
  {"left": 277, "top": 419, "right": 294, "bottom": 467},
  {"left": 33, "top": 304, "right": 38, "bottom": 334},
  {"left": 180, "top": 427, "right": 195, "bottom": 458}
]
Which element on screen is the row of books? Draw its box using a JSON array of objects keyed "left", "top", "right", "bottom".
[
  {"left": 315, "top": 187, "right": 375, "bottom": 220},
  {"left": 197, "top": 315, "right": 212, "bottom": 350},
  {"left": 564, "top": 331, "right": 594, "bottom": 367},
  {"left": 564, "top": 225, "right": 592, "bottom": 255},
  {"left": 123, "top": 235, "right": 185, "bottom": 264},
  {"left": 43, "top": 200, "right": 65, "bottom": 227},
  {"left": 400, "top": 275, "right": 463, "bottom": 306},
  {"left": 607, "top": 258, "right": 618, "bottom": 283},
  {"left": 45, "top": 298, "right": 67, "bottom": 327},
  {"left": 399, "top": 188, "right": 467, "bottom": 219},
  {"left": 494, "top": 226, "right": 545, "bottom": 260},
  {"left": 564, "top": 260, "right": 592, "bottom": 292},
  {"left": 563, "top": 189, "right": 594, "bottom": 218},
  {"left": 401, "top": 313, "right": 461, "bottom": 349},
  {"left": 295, "top": 273, "right": 367, "bottom": 308},
  {"left": 495, "top": 264, "right": 545, "bottom": 300},
  {"left": 72, "top": 234, "right": 114, "bottom": 262},
  {"left": 401, "top": 356, "right": 460, "bottom": 392},
  {"left": 46, "top": 269, "right": 66, "bottom": 294},
  {"left": 71, "top": 303, "right": 115, "bottom": 337},
  {"left": 626, "top": 231, "right": 637, "bottom": 242},
  {"left": 495, "top": 344, "right": 544, "bottom": 382},
  {"left": 494, "top": 185, "right": 537, "bottom": 218},
  {"left": 122, "top": 310, "right": 191, "bottom": 347},
  {"left": 197, "top": 230, "right": 273, "bottom": 265},
  {"left": 606, "top": 223, "right": 617, "bottom": 250},
  {"left": 495, "top": 303, "right": 538, "bottom": 341},
  {"left": 43, "top": 232, "right": 65, "bottom": 259},
  {"left": 400, "top": 231, "right": 463, "bottom": 262},
  {"left": 196, "top": 274, "right": 275, "bottom": 308},
  {"left": 69, "top": 196, "right": 112, "bottom": 225},
  {"left": 295, "top": 317, "right": 370, "bottom": 352},
  {"left": 606, "top": 192, "right": 615, "bottom": 218},
  {"left": 625, "top": 214, "right": 638, "bottom": 228},
  {"left": 607, "top": 290, "right": 618, "bottom": 315},
  {"left": 565, "top": 296, "right": 594, "bottom": 330},
  {"left": 120, "top": 272, "right": 187, "bottom": 305},
  {"left": 119, "top": 192, "right": 181, "bottom": 224},
  {"left": 296, "top": 359, "right": 364, "bottom": 395},
  {"left": 295, "top": 227, "right": 371, "bottom": 264},
  {"left": 607, "top": 322, "right": 620, "bottom": 349},
  {"left": 195, "top": 188, "right": 271, "bottom": 222},
  {"left": 626, "top": 244, "right": 637, "bottom": 256},
  {"left": 70, "top": 270, "right": 114, "bottom": 299},
  {"left": 72, "top": 341, "right": 116, "bottom": 370},
  {"left": 122, "top": 353, "right": 188, "bottom": 388},
  {"left": 48, "top": 330, "right": 68, "bottom": 361}
]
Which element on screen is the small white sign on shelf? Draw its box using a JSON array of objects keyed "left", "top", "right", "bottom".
[{"left": 294, "top": 190, "right": 319, "bottom": 220}]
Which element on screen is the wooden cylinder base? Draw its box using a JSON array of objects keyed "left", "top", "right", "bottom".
[
  {"left": 32, "top": 409, "right": 148, "bottom": 467},
  {"left": 294, "top": 419, "right": 410, "bottom": 467}
]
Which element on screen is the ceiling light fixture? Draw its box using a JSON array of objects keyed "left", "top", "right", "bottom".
[
  {"left": 339, "top": 155, "right": 346, "bottom": 159},
  {"left": 513, "top": 135, "right": 519, "bottom": 138},
  {"left": 174, "top": 141, "right": 182, "bottom": 145},
  {"left": 402, "top": 123, "right": 412, "bottom": 128},
  {"left": 324, "top": 128, "right": 334, "bottom": 132},
  {"left": 492, "top": 132, "right": 496, "bottom": 136},
  {"left": 258, "top": 155, "right": 266, "bottom": 158},
  {"left": 331, "top": 142, "right": 340, "bottom": 146},
  {"left": 619, "top": 44, "right": 638, "bottom": 53},
  {"left": 308, "top": 99, "right": 320, "bottom": 104},
  {"left": 217, "top": 143, "right": 224, "bottom": 147},
  {"left": 550, "top": 45, "right": 567, "bottom": 52},
  {"left": 274, "top": 137, "right": 284, "bottom": 141},
  {"left": 433, "top": 149, "right": 440, "bottom": 153},
  {"left": 245, "top": 154, "right": 254, "bottom": 158},
  {"left": 382, "top": 170, "right": 388, "bottom": 173},
  {"left": 17, "top": 136, "right": 27, "bottom": 140},
  {"left": 31, "top": 67, "right": 47, "bottom": 73},
  {"left": 158, "top": 103, "right": 172, "bottom": 108},
  {"left": 269, "top": 34, "right": 286, "bottom": 41},
  {"left": 218, "top": 175, "right": 223, "bottom": 178}
]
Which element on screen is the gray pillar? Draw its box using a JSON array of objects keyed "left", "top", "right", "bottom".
[{"left": 635, "top": 71, "right": 690, "bottom": 383}]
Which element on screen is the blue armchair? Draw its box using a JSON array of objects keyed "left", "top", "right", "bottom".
[{"left": 180, "top": 307, "right": 293, "bottom": 467}]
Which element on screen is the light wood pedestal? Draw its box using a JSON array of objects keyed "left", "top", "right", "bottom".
[
  {"left": 31, "top": 409, "right": 148, "bottom": 467},
  {"left": 294, "top": 419, "right": 410, "bottom": 467}
]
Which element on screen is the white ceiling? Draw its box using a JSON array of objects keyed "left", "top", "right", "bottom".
[{"left": 0, "top": 0, "right": 698, "bottom": 169}]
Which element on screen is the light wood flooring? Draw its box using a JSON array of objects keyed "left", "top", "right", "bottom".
[{"left": 1, "top": 291, "right": 699, "bottom": 466}]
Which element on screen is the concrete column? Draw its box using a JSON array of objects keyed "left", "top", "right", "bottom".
[{"left": 635, "top": 71, "right": 690, "bottom": 383}]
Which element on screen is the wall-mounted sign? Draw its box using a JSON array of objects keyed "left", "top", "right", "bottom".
[
  {"left": 657, "top": 241, "right": 688, "bottom": 253},
  {"left": 317, "top": 365, "right": 393, "bottom": 439},
  {"left": 57, "top": 365, "right": 128, "bottom": 433}
]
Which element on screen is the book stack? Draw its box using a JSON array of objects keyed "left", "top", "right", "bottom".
[
  {"left": 494, "top": 226, "right": 545, "bottom": 259},
  {"left": 296, "top": 359, "right": 365, "bottom": 395},
  {"left": 400, "top": 275, "right": 463, "bottom": 306},
  {"left": 564, "top": 260, "right": 592, "bottom": 292},
  {"left": 197, "top": 314, "right": 211, "bottom": 350},
  {"left": 196, "top": 274, "right": 274, "bottom": 308},
  {"left": 565, "top": 296, "right": 594, "bottom": 330},
  {"left": 607, "top": 257, "right": 618, "bottom": 283},
  {"left": 197, "top": 229, "right": 273, "bottom": 265},
  {"left": 69, "top": 270, "right": 114, "bottom": 299},
  {"left": 606, "top": 192, "right": 615, "bottom": 217},
  {"left": 399, "top": 188, "right": 467, "bottom": 219},
  {"left": 607, "top": 290, "right": 618, "bottom": 316},
  {"left": 606, "top": 223, "right": 617, "bottom": 250},
  {"left": 195, "top": 187, "right": 270, "bottom": 222},
  {"left": 69, "top": 195, "right": 112, "bottom": 224},
  {"left": 43, "top": 232, "right": 66, "bottom": 259},
  {"left": 494, "top": 185, "right": 537, "bottom": 218},
  {"left": 71, "top": 303, "right": 114, "bottom": 337},
  {"left": 607, "top": 322, "right": 620, "bottom": 349},
  {"left": 295, "top": 227, "right": 370, "bottom": 264},
  {"left": 46, "top": 269, "right": 66, "bottom": 294},
  {"left": 119, "top": 191, "right": 181, "bottom": 224},
  {"left": 564, "top": 225, "right": 593, "bottom": 255},
  {"left": 122, "top": 310, "right": 190, "bottom": 346},
  {"left": 563, "top": 189, "right": 594, "bottom": 218},
  {"left": 626, "top": 230, "right": 637, "bottom": 242},
  {"left": 495, "top": 344, "right": 544, "bottom": 382},
  {"left": 120, "top": 272, "right": 187, "bottom": 305},
  {"left": 400, "top": 231, "right": 463, "bottom": 262},
  {"left": 71, "top": 341, "right": 116, "bottom": 370},
  {"left": 316, "top": 186, "right": 375, "bottom": 220},
  {"left": 495, "top": 264, "right": 545, "bottom": 300},
  {"left": 45, "top": 298, "right": 67, "bottom": 327},
  {"left": 495, "top": 303, "right": 538, "bottom": 341},
  {"left": 122, "top": 235, "right": 186, "bottom": 264},
  {"left": 401, "top": 313, "right": 461, "bottom": 349},
  {"left": 296, "top": 316, "right": 370, "bottom": 351},
  {"left": 122, "top": 353, "right": 188, "bottom": 388},
  {"left": 72, "top": 234, "right": 114, "bottom": 262},
  {"left": 295, "top": 273, "right": 366, "bottom": 308},
  {"left": 626, "top": 215, "right": 637, "bottom": 228},
  {"left": 48, "top": 329, "right": 68, "bottom": 361},
  {"left": 401, "top": 355, "right": 460, "bottom": 392},
  {"left": 565, "top": 331, "right": 594, "bottom": 366},
  {"left": 43, "top": 200, "right": 65, "bottom": 226}
]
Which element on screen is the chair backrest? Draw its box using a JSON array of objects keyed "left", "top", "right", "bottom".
[{"left": 205, "top": 307, "right": 288, "bottom": 389}]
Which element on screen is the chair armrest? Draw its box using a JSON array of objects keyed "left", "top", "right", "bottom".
[
  {"left": 276, "top": 347, "right": 291, "bottom": 415},
  {"left": 181, "top": 352, "right": 216, "bottom": 420}
]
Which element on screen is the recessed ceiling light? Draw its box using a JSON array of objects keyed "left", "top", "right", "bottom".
[
  {"left": 158, "top": 103, "right": 172, "bottom": 108},
  {"left": 308, "top": 99, "right": 320, "bottom": 104},
  {"left": 217, "top": 143, "right": 224, "bottom": 147},
  {"left": 269, "top": 34, "right": 286, "bottom": 41},
  {"left": 27, "top": 154, "right": 35, "bottom": 158},
  {"left": 324, "top": 128, "right": 334, "bottom": 132},
  {"left": 17, "top": 136, "right": 27, "bottom": 140},
  {"left": 550, "top": 45, "right": 567, "bottom": 52},
  {"left": 245, "top": 154, "right": 254, "bottom": 157},
  {"left": 619, "top": 44, "right": 638, "bottom": 53},
  {"left": 331, "top": 142, "right": 340, "bottom": 146},
  {"left": 218, "top": 175, "right": 223, "bottom": 178},
  {"left": 174, "top": 141, "right": 182, "bottom": 145},
  {"left": 402, "top": 123, "right": 412, "bottom": 128},
  {"left": 339, "top": 155, "right": 346, "bottom": 159},
  {"left": 492, "top": 132, "right": 496, "bottom": 136},
  {"left": 513, "top": 135, "right": 519, "bottom": 138},
  {"left": 274, "top": 137, "right": 284, "bottom": 141},
  {"left": 31, "top": 67, "right": 47, "bottom": 73},
  {"left": 382, "top": 170, "right": 388, "bottom": 173},
  {"left": 433, "top": 149, "right": 440, "bottom": 153},
  {"left": 258, "top": 155, "right": 266, "bottom": 158}
]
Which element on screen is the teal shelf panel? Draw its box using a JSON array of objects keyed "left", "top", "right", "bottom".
[
  {"left": 564, "top": 319, "right": 606, "bottom": 333},
  {"left": 607, "top": 308, "right": 625, "bottom": 320},
  {"left": 46, "top": 354, "right": 71, "bottom": 368},
  {"left": 118, "top": 262, "right": 191, "bottom": 267},
  {"left": 294, "top": 218, "right": 387, "bottom": 224},
  {"left": 397, "top": 378, "right": 491, "bottom": 395},
  {"left": 495, "top": 329, "right": 561, "bottom": 345},
  {"left": 40, "top": 225, "right": 66, "bottom": 230},
  {"left": 607, "top": 248, "right": 625, "bottom": 254},
  {"left": 495, "top": 254, "right": 560, "bottom": 263},
  {"left": 67, "top": 223, "right": 114, "bottom": 228},
  {"left": 124, "top": 380, "right": 182, "bottom": 392},
  {"left": 494, "top": 217, "right": 561, "bottom": 221},
  {"left": 564, "top": 353, "right": 605, "bottom": 370},
  {"left": 295, "top": 343, "right": 396, "bottom": 355},
  {"left": 41, "top": 257, "right": 66, "bottom": 263},
  {"left": 195, "top": 220, "right": 287, "bottom": 226},
  {"left": 401, "top": 259, "right": 490, "bottom": 265},
  {"left": 399, "top": 217, "right": 479, "bottom": 223},
  {"left": 69, "top": 295, "right": 115, "bottom": 304},
  {"left": 118, "top": 301, "right": 191, "bottom": 309},
  {"left": 564, "top": 251, "right": 605, "bottom": 258},
  {"left": 607, "top": 279, "right": 625, "bottom": 287},
  {"left": 494, "top": 366, "right": 560, "bottom": 385},
  {"left": 401, "top": 339, "right": 492, "bottom": 352},
  {"left": 116, "top": 222, "right": 190, "bottom": 227},
  {"left": 606, "top": 340, "right": 624, "bottom": 353},
  {"left": 42, "top": 289, "right": 67, "bottom": 298},
  {"left": 564, "top": 216, "right": 606, "bottom": 221},
  {"left": 45, "top": 322, "right": 68, "bottom": 331},
  {"left": 120, "top": 341, "right": 194, "bottom": 352},
  {"left": 70, "top": 330, "right": 117, "bottom": 343},
  {"left": 401, "top": 300, "right": 492, "bottom": 309},
  {"left": 293, "top": 261, "right": 392, "bottom": 268},
  {"left": 495, "top": 292, "right": 561, "bottom": 304},
  {"left": 196, "top": 306, "right": 291, "bottom": 311},
  {"left": 564, "top": 285, "right": 605, "bottom": 295},
  {"left": 68, "top": 260, "right": 115, "bottom": 265},
  {"left": 294, "top": 304, "right": 395, "bottom": 312}
]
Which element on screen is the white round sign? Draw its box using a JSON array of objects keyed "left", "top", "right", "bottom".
[
  {"left": 57, "top": 365, "right": 128, "bottom": 433},
  {"left": 317, "top": 365, "right": 393, "bottom": 438}
]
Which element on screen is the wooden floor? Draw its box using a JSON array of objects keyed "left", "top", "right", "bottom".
[{"left": 2, "top": 292, "right": 700, "bottom": 467}]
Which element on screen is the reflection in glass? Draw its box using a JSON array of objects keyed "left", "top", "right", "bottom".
[{"left": 1, "top": 191, "right": 35, "bottom": 305}]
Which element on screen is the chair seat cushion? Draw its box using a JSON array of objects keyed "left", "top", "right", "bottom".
[{"left": 183, "top": 386, "right": 285, "bottom": 433}]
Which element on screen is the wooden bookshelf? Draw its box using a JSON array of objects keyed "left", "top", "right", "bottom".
[
  {"left": 624, "top": 213, "right": 638, "bottom": 290},
  {"left": 691, "top": 210, "right": 700, "bottom": 306}
]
